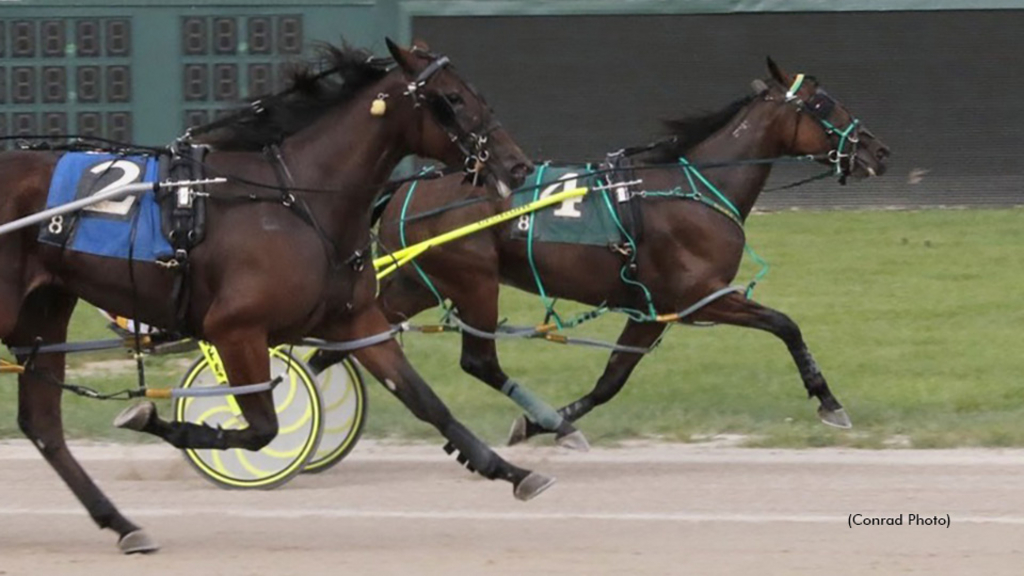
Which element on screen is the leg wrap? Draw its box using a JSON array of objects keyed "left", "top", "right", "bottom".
[
  {"left": 442, "top": 421, "right": 505, "bottom": 480},
  {"left": 501, "top": 379, "right": 564, "bottom": 431},
  {"left": 149, "top": 419, "right": 230, "bottom": 450}
]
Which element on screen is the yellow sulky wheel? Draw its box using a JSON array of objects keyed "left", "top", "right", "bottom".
[
  {"left": 173, "top": 345, "right": 323, "bottom": 490},
  {"left": 298, "top": 348, "right": 367, "bottom": 474}
]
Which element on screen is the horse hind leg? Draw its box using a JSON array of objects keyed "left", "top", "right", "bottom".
[
  {"left": 508, "top": 319, "right": 665, "bottom": 446},
  {"left": 6, "top": 286, "right": 157, "bottom": 553},
  {"left": 690, "top": 292, "right": 851, "bottom": 428}
]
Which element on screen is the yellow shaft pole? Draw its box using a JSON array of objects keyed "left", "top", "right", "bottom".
[{"left": 373, "top": 186, "right": 588, "bottom": 280}]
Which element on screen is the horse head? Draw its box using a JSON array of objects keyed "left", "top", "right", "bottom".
[
  {"left": 763, "top": 58, "right": 890, "bottom": 182},
  {"left": 386, "top": 38, "right": 533, "bottom": 196}
]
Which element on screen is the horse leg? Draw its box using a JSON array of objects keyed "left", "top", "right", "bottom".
[
  {"left": 452, "top": 283, "right": 589, "bottom": 451},
  {"left": 5, "top": 286, "right": 157, "bottom": 554},
  {"left": 689, "top": 292, "right": 851, "bottom": 428},
  {"left": 508, "top": 319, "right": 665, "bottom": 445},
  {"left": 115, "top": 310, "right": 279, "bottom": 451},
  {"left": 347, "top": 306, "right": 555, "bottom": 501}
]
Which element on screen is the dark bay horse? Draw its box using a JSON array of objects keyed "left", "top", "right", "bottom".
[
  {"left": 352, "top": 59, "right": 890, "bottom": 449},
  {"left": 0, "top": 40, "right": 546, "bottom": 553}
]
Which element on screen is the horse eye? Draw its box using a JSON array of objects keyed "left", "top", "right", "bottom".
[{"left": 445, "top": 93, "right": 465, "bottom": 107}]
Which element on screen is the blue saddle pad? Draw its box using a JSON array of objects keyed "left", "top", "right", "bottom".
[
  {"left": 38, "top": 152, "right": 172, "bottom": 262},
  {"left": 510, "top": 164, "right": 622, "bottom": 246}
]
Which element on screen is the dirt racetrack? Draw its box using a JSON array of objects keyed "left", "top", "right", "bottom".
[{"left": 1, "top": 441, "right": 1023, "bottom": 575}]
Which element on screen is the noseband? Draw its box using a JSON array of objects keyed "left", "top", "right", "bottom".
[
  {"left": 783, "top": 74, "right": 864, "bottom": 182},
  {"left": 402, "top": 49, "right": 502, "bottom": 184}
]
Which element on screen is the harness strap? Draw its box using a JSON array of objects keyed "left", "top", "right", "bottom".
[
  {"left": 398, "top": 179, "right": 448, "bottom": 308},
  {"left": 524, "top": 163, "right": 562, "bottom": 327},
  {"left": 447, "top": 313, "right": 656, "bottom": 355},
  {"left": 300, "top": 325, "right": 405, "bottom": 352}
]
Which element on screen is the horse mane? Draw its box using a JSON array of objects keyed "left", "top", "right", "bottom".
[
  {"left": 646, "top": 93, "right": 756, "bottom": 163},
  {"left": 198, "top": 43, "right": 393, "bottom": 151}
]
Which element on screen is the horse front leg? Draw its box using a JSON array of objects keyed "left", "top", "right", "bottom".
[
  {"left": 508, "top": 319, "right": 665, "bottom": 445},
  {"left": 346, "top": 306, "right": 556, "bottom": 501},
  {"left": 451, "top": 281, "right": 589, "bottom": 451},
  {"left": 690, "top": 291, "right": 851, "bottom": 428},
  {"left": 8, "top": 287, "right": 157, "bottom": 554}
]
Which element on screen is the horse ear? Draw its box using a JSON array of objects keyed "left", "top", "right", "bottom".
[
  {"left": 766, "top": 57, "right": 790, "bottom": 85},
  {"left": 411, "top": 38, "right": 431, "bottom": 52},
  {"left": 385, "top": 37, "right": 416, "bottom": 74}
]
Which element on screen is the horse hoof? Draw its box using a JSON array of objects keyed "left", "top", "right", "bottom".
[
  {"left": 118, "top": 529, "right": 159, "bottom": 554},
  {"left": 819, "top": 407, "right": 852, "bottom": 429},
  {"left": 507, "top": 415, "right": 529, "bottom": 446},
  {"left": 513, "top": 472, "right": 556, "bottom": 502},
  {"left": 556, "top": 430, "right": 591, "bottom": 452},
  {"left": 114, "top": 402, "right": 155, "bottom": 431}
]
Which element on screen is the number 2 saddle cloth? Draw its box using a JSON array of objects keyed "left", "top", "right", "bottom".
[
  {"left": 37, "top": 150, "right": 206, "bottom": 263},
  {"left": 509, "top": 162, "right": 643, "bottom": 247}
]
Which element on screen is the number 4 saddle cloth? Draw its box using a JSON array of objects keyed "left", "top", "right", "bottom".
[
  {"left": 37, "top": 150, "right": 207, "bottom": 263},
  {"left": 509, "top": 162, "right": 643, "bottom": 247}
]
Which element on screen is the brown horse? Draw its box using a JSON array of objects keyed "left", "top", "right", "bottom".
[
  {"left": 334, "top": 59, "right": 891, "bottom": 449},
  {"left": 0, "top": 39, "right": 547, "bottom": 554}
]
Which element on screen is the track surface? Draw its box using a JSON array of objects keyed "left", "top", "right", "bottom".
[{"left": 1, "top": 441, "right": 1023, "bottom": 575}]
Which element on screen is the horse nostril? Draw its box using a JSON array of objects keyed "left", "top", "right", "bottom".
[{"left": 876, "top": 147, "right": 891, "bottom": 161}]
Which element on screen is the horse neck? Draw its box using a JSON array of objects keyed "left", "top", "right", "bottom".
[
  {"left": 281, "top": 74, "right": 416, "bottom": 239},
  {"left": 677, "top": 99, "right": 793, "bottom": 220}
]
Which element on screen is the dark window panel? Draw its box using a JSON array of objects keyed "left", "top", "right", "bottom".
[
  {"left": 0, "top": 22, "right": 6, "bottom": 58},
  {"left": 42, "top": 67, "right": 67, "bottom": 104},
  {"left": 76, "top": 66, "right": 101, "bottom": 103},
  {"left": 183, "top": 64, "right": 208, "bottom": 101},
  {"left": 247, "top": 17, "right": 271, "bottom": 55},
  {"left": 213, "top": 17, "right": 237, "bottom": 55},
  {"left": 12, "top": 67, "right": 35, "bottom": 104},
  {"left": 277, "top": 16, "right": 302, "bottom": 54},
  {"left": 0, "top": 68, "right": 6, "bottom": 104},
  {"left": 13, "top": 113, "right": 36, "bottom": 136},
  {"left": 247, "top": 63, "right": 273, "bottom": 98},
  {"left": 182, "top": 17, "right": 207, "bottom": 56},
  {"left": 43, "top": 112, "right": 68, "bottom": 144},
  {"left": 0, "top": 114, "right": 6, "bottom": 150},
  {"left": 107, "top": 112, "right": 132, "bottom": 142},
  {"left": 213, "top": 64, "right": 238, "bottom": 102},
  {"left": 41, "top": 20, "right": 65, "bottom": 58},
  {"left": 106, "top": 66, "right": 131, "bottom": 103},
  {"left": 185, "top": 109, "right": 209, "bottom": 131},
  {"left": 106, "top": 19, "right": 131, "bottom": 57},
  {"left": 77, "top": 112, "right": 103, "bottom": 139},
  {"left": 12, "top": 21, "right": 35, "bottom": 58},
  {"left": 214, "top": 108, "right": 235, "bottom": 121},
  {"left": 76, "top": 20, "right": 100, "bottom": 57}
]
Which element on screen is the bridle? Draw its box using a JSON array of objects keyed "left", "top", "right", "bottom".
[
  {"left": 779, "top": 74, "right": 867, "bottom": 183},
  {"left": 400, "top": 48, "right": 503, "bottom": 185}
]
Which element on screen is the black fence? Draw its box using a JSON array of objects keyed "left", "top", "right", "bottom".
[{"left": 415, "top": 10, "right": 1024, "bottom": 209}]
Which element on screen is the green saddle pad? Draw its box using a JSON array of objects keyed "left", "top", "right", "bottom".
[{"left": 510, "top": 165, "right": 622, "bottom": 246}]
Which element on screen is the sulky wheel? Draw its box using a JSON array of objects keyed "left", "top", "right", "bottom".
[
  {"left": 173, "top": 345, "right": 323, "bottom": 490},
  {"left": 298, "top": 348, "right": 367, "bottom": 474}
]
